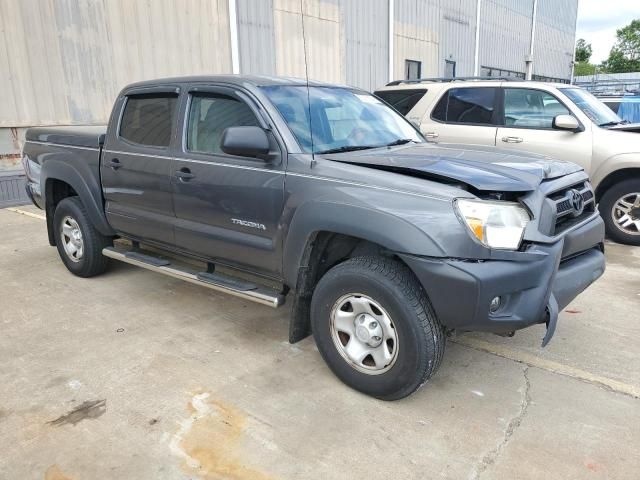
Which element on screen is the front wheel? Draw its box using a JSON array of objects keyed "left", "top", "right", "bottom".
[
  {"left": 310, "top": 256, "right": 445, "bottom": 400},
  {"left": 599, "top": 179, "right": 640, "bottom": 246}
]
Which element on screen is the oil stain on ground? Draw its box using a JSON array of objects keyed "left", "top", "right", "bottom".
[
  {"left": 170, "top": 392, "right": 272, "bottom": 480},
  {"left": 44, "top": 464, "right": 73, "bottom": 480},
  {"left": 48, "top": 399, "right": 106, "bottom": 427}
]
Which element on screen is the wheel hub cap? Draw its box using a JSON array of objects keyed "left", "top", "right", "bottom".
[
  {"left": 60, "top": 216, "right": 84, "bottom": 262},
  {"left": 612, "top": 192, "right": 640, "bottom": 236},
  {"left": 329, "top": 294, "right": 399, "bottom": 375}
]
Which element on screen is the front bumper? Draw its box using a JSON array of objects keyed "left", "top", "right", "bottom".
[{"left": 401, "top": 215, "right": 605, "bottom": 346}]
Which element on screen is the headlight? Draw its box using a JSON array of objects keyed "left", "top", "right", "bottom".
[{"left": 455, "top": 199, "right": 530, "bottom": 250}]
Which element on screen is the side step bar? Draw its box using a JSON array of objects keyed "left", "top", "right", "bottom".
[{"left": 102, "top": 246, "right": 285, "bottom": 308}]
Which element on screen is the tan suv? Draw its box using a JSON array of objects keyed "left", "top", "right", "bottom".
[{"left": 375, "top": 78, "right": 640, "bottom": 245}]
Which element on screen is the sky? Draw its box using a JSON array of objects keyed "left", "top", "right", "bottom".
[{"left": 575, "top": 0, "right": 639, "bottom": 64}]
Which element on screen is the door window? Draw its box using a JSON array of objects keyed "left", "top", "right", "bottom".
[
  {"left": 503, "top": 88, "right": 570, "bottom": 129},
  {"left": 431, "top": 87, "right": 497, "bottom": 125},
  {"left": 119, "top": 94, "right": 178, "bottom": 147},
  {"left": 187, "top": 94, "right": 259, "bottom": 155}
]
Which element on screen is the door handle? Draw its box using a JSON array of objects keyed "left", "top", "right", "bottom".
[
  {"left": 106, "top": 158, "right": 121, "bottom": 169},
  {"left": 424, "top": 132, "right": 439, "bottom": 139},
  {"left": 175, "top": 168, "right": 195, "bottom": 181},
  {"left": 501, "top": 136, "right": 523, "bottom": 144}
]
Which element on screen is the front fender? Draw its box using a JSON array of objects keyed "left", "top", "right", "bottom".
[
  {"left": 42, "top": 159, "right": 115, "bottom": 237},
  {"left": 282, "top": 200, "right": 447, "bottom": 287}
]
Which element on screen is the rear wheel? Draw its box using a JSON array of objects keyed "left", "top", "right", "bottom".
[
  {"left": 599, "top": 179, "right": 640, "bottom": 246},
  {"left": 53, "top": 197, "right": 112, "bottom": 277},
  {"left": 311, "top": 256, "right": 445, "bottom": 400}
]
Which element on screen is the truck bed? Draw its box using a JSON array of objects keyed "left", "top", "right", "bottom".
[{"left": 26, "top": 125, "right": 107, "bottom": 149}]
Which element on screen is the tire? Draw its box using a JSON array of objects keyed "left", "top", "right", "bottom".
[
  {"left": 310, "top": 256, "right": 445, "bottom": 400},
  {"left": 53, "top": 196, "right": 112, "bottom": 277},
  {"left": 598, "top": 179, "right": 640, "bottom": 246}
]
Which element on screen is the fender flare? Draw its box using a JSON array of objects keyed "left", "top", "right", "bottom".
[
  {"left": 282, "top": 201, "right": 446, "bottom": 287},
  {"left": 42, "top": 159, "right": 115, "bottom": 240},
  {"left": 591, "top": 153, "right": 640, "bottom": 192}
]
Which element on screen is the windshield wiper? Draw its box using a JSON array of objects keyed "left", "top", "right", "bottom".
[
  {"left": 316, "top": 145, "right": 379, "bottom": 154},
  {"left": 385, "top": 138, "right": 416, "bottom": 146},
  {"left": 599, "top": 120, "right": 627, "bottom": 127}
]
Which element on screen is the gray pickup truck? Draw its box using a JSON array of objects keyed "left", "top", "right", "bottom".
[{"left": 22, "top": 75, "right": 605, "bottom": 400}]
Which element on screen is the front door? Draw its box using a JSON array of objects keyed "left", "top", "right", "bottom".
[
  {"left": 101, "top": 89, "right": 179, "bottom": 245},
  {"left": 171, "top": 87, "right": 285, "bottom": 277},
  {"left": 421, "top": 86, "right": 498, "bottom": 146},
  {"left": 496, "top": 87, "right": 593, "bottom": 171}
]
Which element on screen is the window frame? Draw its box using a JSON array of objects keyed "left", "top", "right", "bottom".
[
  {"left": 429, "top": 86, "right": 501, "bottom": 127},
  {"left": 499, "top": 87, "right": 580, "bottom": 131},
  {"left": 180, "top": 84, "right": 280, "bottom": 163},
  {"left": 116, "top": 87, "right": 180, "bottom": 150}
]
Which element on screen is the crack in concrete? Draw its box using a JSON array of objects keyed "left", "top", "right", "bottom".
[
  {"left": 453, "top": 337, "right": 639, "bottom": 400},
  {"left": 470, "top": 366, "right": 531, "bottom": 480}
]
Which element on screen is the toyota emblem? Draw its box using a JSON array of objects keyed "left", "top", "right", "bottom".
[{"left": 568, "top": 189, "right": 584, "bottom": 216}]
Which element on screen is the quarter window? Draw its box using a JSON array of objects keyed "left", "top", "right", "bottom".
[
  {"left": 432, "top": 87, "right": 497, "bottom": 125},
  {"left": 374, "top": 89, "right": 427, "bottom": 116},
  {"left": 504, "top": 88, "right": 570, "bottom": 128},
  {"left": 120, "top": 94, "right": 178, "bottom": 147},
  {"left": 187, "top": 94, "right": 259, "bottom": 155}
]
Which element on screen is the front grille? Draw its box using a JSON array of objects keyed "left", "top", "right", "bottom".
[{"left": 546, "top": 181, "right": 596, "bottom": 236}]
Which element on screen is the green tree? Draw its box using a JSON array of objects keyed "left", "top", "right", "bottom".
[
  {"left": 575, "top": 38, "right": 592, "bottom": 63},
  {"left": 602, "top": 19, "right": 640, "bottom": 73},
  {"left": 574, "top": 61, "right": 596, "bottom": 76}
]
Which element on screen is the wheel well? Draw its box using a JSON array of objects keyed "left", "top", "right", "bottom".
[
  {"left": 45, "top": 179, "right": 78, "bottom": 245},
  {"left": 288, "top": 231, "right": 401, "bottom": 343},
  {"left": 595, "top": 168, "right": 640, "bottom": 201}
]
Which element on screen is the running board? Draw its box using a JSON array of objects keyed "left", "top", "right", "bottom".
[{"left": 102, "top": 246, "right": 285, "bottom": 308}]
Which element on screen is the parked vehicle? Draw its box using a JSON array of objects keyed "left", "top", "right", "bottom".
[
  {"left": 22, "top": 75, "right": 605, "bottom": 400},
  {"left": 596, "top": 93, "right": 640, "bottom": 125},
  {"left": 375, "top": 77, "right": 640, "bottom": 245}
]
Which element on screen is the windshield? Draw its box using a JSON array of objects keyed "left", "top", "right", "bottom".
[
  {"left": 260, "top": 85, "right": 424, "bottom": 154},
  {"left": 560, "top": 87, "right": 623, "bottom": 127}
]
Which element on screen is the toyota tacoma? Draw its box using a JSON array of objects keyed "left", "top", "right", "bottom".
[{"left": 22, "top": 75, "right": 605, "bottom": 400}]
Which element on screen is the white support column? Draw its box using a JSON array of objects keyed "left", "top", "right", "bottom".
[
  {"left": 526, "top": 0, "right": 538, "bottom": 80},
  {"left": 474, "top": 0, "right": 481, "bottom": 76},
  {"left": 228, "top": 0, "right": 240, "bottom": 74},
  {"left": 388, "top": 0, "right": 394, "bottom": 83}
]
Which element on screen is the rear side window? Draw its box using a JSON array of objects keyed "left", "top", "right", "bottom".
[
  {"left": 374, "top": 89, "right": 427, "bottom": 115},
  {"left": 432, "top": 87, "right": 497, "bottom": 125},
  {"left": 120, "top": 94, "right": 178, "bottom": 147},
  {"left": 187, "top": 94, "right": 259, "bottom": 155}
]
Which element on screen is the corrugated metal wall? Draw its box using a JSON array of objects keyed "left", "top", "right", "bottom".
[
  {"left": 0, "top": 0, "right": 232, "bottom": 127},
  {"left": 533, "top": 0, "right": 577, "bottom": 80},
  {"left": 0, "top": 0, "right": 579, "bottom": 133},
  {"left": 343, "top": 0, "right": 388, "bottom": 91},
  {"left": 479, "top": 0, "right": 533, "bottom": 75},
  {"left": 237, "top": 0, "right": 277, "bottom": 75},
  {"left": 394, "top": 0, "right": 440, "bottom": 79},
  {"left": 439, "top": 0, "right": 477, "bottom": 77}
]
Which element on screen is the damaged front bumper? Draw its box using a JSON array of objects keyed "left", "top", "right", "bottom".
[{"left": 401, "top": 214, "right": 606, "bottom": 346}]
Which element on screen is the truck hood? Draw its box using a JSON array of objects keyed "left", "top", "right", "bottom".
[{"left": 324, "top": 143, "right": 583, "bottom": 192}]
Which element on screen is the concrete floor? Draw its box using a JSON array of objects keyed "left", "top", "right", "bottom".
[{"left": 1, "top": 206, "right": 639, "bottom": 480}]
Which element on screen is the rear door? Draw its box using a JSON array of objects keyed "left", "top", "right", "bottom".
[
  {"left": 170, "top": 85, "right": 285, "bottom": 277},
  {"left": 101, "top": 87, "right": 179, "bottom": 245},
  {"left": 495, "top": 87, "right": 592, "bottom": 170},
  {"left": 422, "top": 86, "right": 498, "bottom": 146}
]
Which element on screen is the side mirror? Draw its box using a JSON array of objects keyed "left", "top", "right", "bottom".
[
  {"left": 553, "top": 114, "right": 582, "bottom": 132},
  {"left": 220, "top": 126, "right": 270, "bottom": 158}
]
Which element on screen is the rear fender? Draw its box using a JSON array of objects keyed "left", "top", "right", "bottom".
[{"left": 42, "top": 159, "right": 115, "bottom": 243}]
